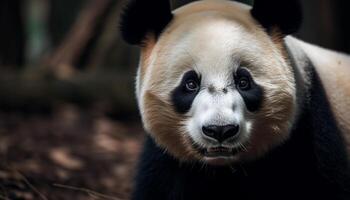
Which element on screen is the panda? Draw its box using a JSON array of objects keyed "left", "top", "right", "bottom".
[{"left": 120, "top": 0, "right": 350, "bottom": 199}]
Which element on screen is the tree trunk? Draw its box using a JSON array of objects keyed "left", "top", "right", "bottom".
[
  {"left": 0, "top": 0, "right": 25, "bottom": 67},
  {"left": 43, "top": 0, "right": 114, "bottom": 79}
]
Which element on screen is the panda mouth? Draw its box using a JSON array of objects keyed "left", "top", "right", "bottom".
[
  {"left": 193, "top": 143, "right": 242, "bottom": 158},
  {"left": 188, "top": 137, "right": 245, "bottom": 159},
  {"left": 202, "top": 147, "right": 241, "bottom": 157}
]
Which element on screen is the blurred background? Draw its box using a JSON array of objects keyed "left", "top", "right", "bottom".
[{"left": 0, "top": 0, "right": 349, "bottom": 199}]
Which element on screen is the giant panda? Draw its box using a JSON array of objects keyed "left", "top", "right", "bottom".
[{"left": 120, "top": 0, "right": 350, "bottom": 199}]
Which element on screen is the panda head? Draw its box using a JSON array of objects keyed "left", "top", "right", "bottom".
[{"left": 120, "top": 0, "right": 302, "bottom": 165}]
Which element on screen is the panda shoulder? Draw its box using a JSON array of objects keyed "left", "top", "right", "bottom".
[{"left": 287, "top": 36, "right": 350, "bottom": 156}]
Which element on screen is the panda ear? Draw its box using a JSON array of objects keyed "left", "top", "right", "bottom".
[
  {"left": 251, "top": 0, "right": 302, "bottom": 35},
  {"left": 120, "top": 0, "right": 173, "bottom": 45}
]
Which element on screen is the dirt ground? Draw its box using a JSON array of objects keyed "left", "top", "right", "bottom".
[{"left": 0, "top": 104, "right": 145, "bottom": 200}]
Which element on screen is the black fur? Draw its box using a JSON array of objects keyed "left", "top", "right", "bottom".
[
  {"left": 251, "top": 0, "right": 302, "bottom": 35},
  {"left": 132, "top": 63, "right": 350, "bottom": 200},
  {"left": 235, "top": 68, "right": 263, "bottom": 112},
  {"left": 120, "top": 0, "right": 173, "bottom": 45},
  {"left": 171, "top": 70, "right": 201, "bottom": 114}
]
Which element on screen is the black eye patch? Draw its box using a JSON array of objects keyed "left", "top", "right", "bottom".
[
  {"left": 171, "top": 70, "right": 201, "bottom": 114},
  {"left": 235, "top": 68, "right": 263, "bottom": 112}
]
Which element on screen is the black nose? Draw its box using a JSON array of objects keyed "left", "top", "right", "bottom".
[{"left": 202, "top": 125, "right": 240, "bottom": 143}]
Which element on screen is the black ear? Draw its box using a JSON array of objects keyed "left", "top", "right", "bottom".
[
  {"left": 120, "top": 0, "right": 173, "bottom": 45},
  {"left": 251, "top": 0, "right": 302, "bottom": 35}
]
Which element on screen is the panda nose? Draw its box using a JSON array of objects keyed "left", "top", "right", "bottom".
[{"left": 202, "top": 125, "right": 240, "bottom": 143}]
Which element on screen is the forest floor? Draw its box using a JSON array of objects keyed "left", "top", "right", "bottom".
[{"left": 0, "top": 104, "right": 144, "bottom": 200}]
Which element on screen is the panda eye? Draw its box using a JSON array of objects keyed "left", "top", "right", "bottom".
[
  {"left": 185, "top": 79, "right": 199, "bottom": 92},
  {"left": 237, "top": 76, "right": 251, "bottom": 90}
]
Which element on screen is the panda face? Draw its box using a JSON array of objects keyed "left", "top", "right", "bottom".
[{"left": 137, "top": 1, "right": 297, "bottom": 165}]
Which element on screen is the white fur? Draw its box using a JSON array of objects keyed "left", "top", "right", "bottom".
[{"left": 186, "top": 84, "right": 250, "bottom": 148}]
